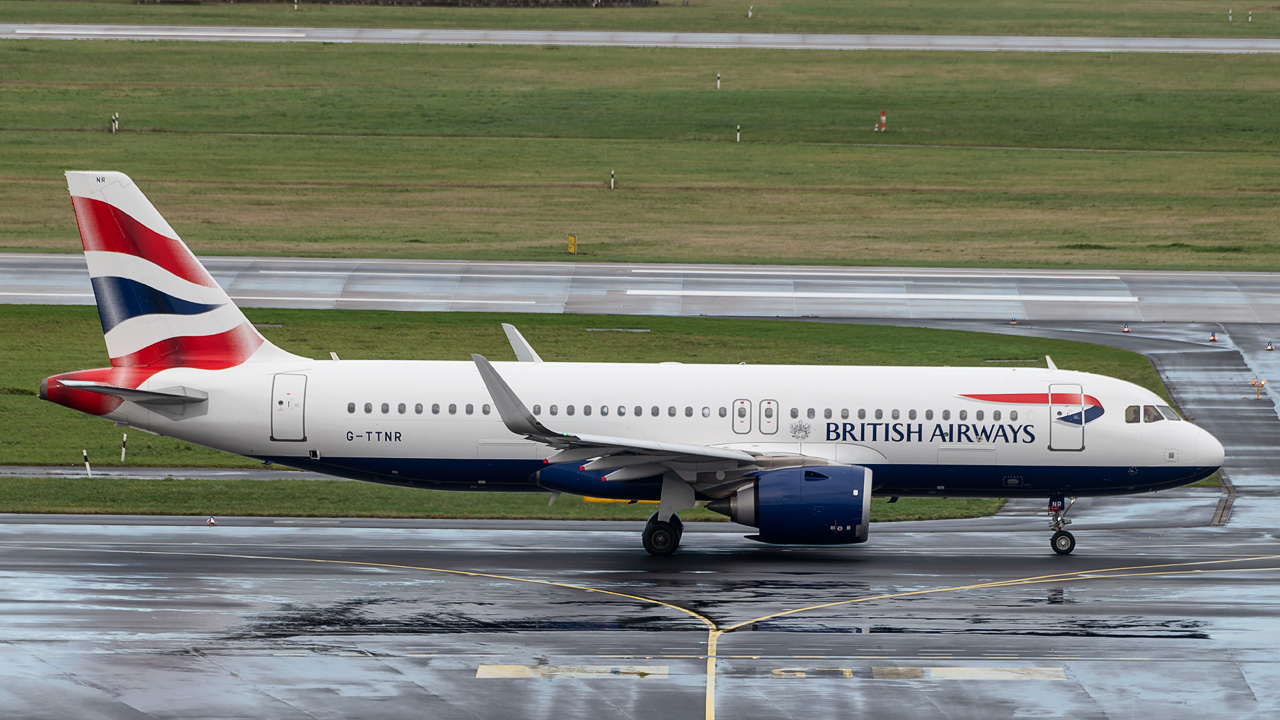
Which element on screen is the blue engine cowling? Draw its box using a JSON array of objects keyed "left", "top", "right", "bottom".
[{"left": 706, "top": 466, "right": 872, "bottom": 545}]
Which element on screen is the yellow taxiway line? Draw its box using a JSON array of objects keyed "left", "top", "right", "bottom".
[{"left": 2, "top": 542, "right": 1278, "bottom": 720}]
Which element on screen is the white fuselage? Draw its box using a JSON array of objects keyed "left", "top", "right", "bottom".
[{"left": 100, "top": 359, "right": 1224, "bottom": 500}]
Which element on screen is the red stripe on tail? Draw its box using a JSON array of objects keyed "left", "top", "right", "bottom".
[
  {"left": 110, "top": 322, "right": 264, "bottom": 369},
  {"left": 70, "top": 196, "right": 218, "bottom": 288}
]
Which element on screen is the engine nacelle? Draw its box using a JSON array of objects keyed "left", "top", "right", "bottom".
[{"left": 707, "top": 465, "right": 871, "bottom": 545}]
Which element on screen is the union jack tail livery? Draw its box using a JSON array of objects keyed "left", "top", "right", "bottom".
[{"left": 66, "top": 171, "right": 293, "bottom": 369}]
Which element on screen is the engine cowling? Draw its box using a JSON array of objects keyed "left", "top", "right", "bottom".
[{"left": 706, "top": 465, "right": 871, "bottom": 545}]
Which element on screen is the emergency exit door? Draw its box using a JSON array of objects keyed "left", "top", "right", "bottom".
[
  {"left": 732, "top": 399, "right": 752, "bottom": 434},
  {"left": 271, "top": 373, "right": 308, "bottom": 442}
]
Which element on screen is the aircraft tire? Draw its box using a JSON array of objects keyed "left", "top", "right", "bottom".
[
  {"left": 643, "top": 520, "right": 680, "bottom": 556},
  {"left": 1051, "top": 530, "right": 1076, "bottom": 555}
]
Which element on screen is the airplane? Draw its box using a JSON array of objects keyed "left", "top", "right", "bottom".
[{"left": 41, "top": 171, "right": 1225, "bottom": 556}]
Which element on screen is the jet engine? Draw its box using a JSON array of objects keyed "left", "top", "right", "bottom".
[{"left": 706, "top": 465, "right": 871, "bottom": 545}]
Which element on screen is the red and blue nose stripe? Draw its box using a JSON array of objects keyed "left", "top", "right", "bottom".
[{"left": 961, "top": 393, "right": 1105, "bottom": 425}]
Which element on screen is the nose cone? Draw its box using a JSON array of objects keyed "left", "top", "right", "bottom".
[{"left": 1199, "top": 429, "right": 1226, "bottom": 470}]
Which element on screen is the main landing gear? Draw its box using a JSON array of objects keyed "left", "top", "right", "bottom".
[
  {"left": 1048, "top": 496, "right": 1077, "bottom": 555},
  {"left": 643, "top": 513, "right": 684, "bottom": 556}
]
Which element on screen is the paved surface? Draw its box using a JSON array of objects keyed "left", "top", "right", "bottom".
[
  {"left": 8, "top": 253, "right": 1280, "bottom": 322},
  {"left": 4, "top": 24, "right": 1280, "bottom": 53},
  {"left": 3, "top": 322, "right": 1280, "bottom": 718}
]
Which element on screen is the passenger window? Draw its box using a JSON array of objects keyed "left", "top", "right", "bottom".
[
  {"left": 702, "top": 407, "right": 711, "bottom": 418},
  {"left": 398, "top": 403, "right": 406, "bottom": 414},
  {"left": 685, "top": 407, "right": 693, "bottom": 417},
  {"left": 874, "top": 409, "right": 883, "bottom": 420},
  {"left": 583, "top": 405, "right": 592, "bottom": 416},
  {"left": 533, "top": 404, "right": 542, "bottom": 415},
  {"left": 432, "top": 403, "right": 440, "bottom": 415},
  {"left": 824, "top": 409, "right": 832, "bottom": 420},
  {"left": 841, "top": 409, "right": 849, "bottom": 420},
  {"left": 550, "top": 405, "right": 558, "bottom": 416},
  {"left": 719, "top": 407, "right": 727, "bottom": 418},
  {"left": 618, "top": 406, "right": 626, "bottom": 416},
  {"left": 448, "top": 403, "right": 457, "bottom": 415},
  {"left": 364, "top": 402, "right": 373, "bottom": 414},
  {"left": 993, "top": 410, "right": 1001, "bottom": 421},
  {"left": 464, "top": 404, "right": 472, "bottom": 415},
  {"left": 415, "top": 403, "right": 423, "bottom": 414},
  {"left": 891, "top": 409, "right": 900, "bottom": 420},
  {"left": 347, "top": 402, "right": 355, "bottom": 414},
  {"left": 738, "top": 406, "right": 747, "bottom": 418},
  {"left": 483, "top": 404, "right": 491, "bottom": 415},
  {"left": 791, "top": 408, "right": 799, "bottom": 419},
  {"left": 942, "top": 410, "right": 950, "bottom": 420},
  {"left": 858, "top": 409, "right": 866, "bottom": 420},
  {"left": 807, "top": 408, "right": 815, "bottom": 420},
  {"left": 381, "top": 403, "right": 390, "bottom": 414},
  {"left": 668, "top": 406, "right": 677, "bottom": 417},
  {"left": 975, "top": 410, "right": 983, "bottom": 421},
  {"left": 1157, "top": 405, "right": 1181, "bottom": 421},
  {"left": 601, "top": 406, "right": 609, "bottom": 416},
  {"left": 764, "top": 407, "right": 773, "bottom": 419},
  {"left": 1010, "top": 410, "right": 1018, "bottom": 421},
  {"left": 636, "top": 406, "right": 643, "bottom": 417},
  {"left": 567, "top": 405, "right": 576, "bottom": 416},
  {"left": 909, "top": 409, "right": 917, "bottom": 420},
  {"left": 651, "top": 406, "right": 659, "bottom": 417},
  {"left": 925, "top": 409, "right": 933, "bottom": 420},
  {"left": 959, "top": 410, "right": 967, "bottom": 420},
  {"left": 1143, "top": 405, "right": 1164, "bottom": 423}
]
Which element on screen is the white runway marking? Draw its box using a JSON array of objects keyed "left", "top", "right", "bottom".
[{"left": 626, "top": 289, "right": 1138, "bottom": 303}]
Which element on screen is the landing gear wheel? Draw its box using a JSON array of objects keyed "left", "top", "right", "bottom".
[
  {"left": 1051, "top": 530, "right": 1076, "bottom": 555},
  {"left": 643, "top": 520, "right": 680, "bottom": 556}
]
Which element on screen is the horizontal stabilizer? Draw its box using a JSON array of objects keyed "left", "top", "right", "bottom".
[{"left": 57, "top": 380, "right": 208, "bottom": 406}]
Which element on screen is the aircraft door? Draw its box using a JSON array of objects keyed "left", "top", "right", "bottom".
[
  {"left": 733, "top": 399, "right": 752, "bottom": 434},
  {"left": 760, "top": 400, "right": 778, "bottom": 435},
  {"left": 1048, "top": 383, "right": 1084, "bottom": 451},
  {"left": 271, "top": 373, "right": 308, "bottom": 442}
]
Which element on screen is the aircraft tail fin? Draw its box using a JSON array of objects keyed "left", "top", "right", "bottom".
[{"left": 65, "top": 171, "right": 298, "bottom": 368}]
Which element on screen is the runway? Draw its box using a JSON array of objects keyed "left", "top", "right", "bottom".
[
  {"left": 4, "top": 24, "right": 1280, "bottom": 54},
  {"left": 6, "top": 253, "right": 1280, "bottom": 322},
  {"left": 3, "top": 322, "right": 1280, "bottom": 718}
]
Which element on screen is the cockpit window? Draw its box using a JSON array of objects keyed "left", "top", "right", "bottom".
[
  {"left": 1143, "top": 405, "right": 1164, "bottom": 423},
  {"left": 1125, "top": 405, "right": 1140, "bottom": 424},
  {"left": 1157, "top": 405, "right": 1182, "bottom": 421}
]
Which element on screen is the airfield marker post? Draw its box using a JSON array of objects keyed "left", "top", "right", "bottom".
[
  {"left": 567, "top": 234, "right": 577, "bottom": 255},
  {"left": 717, "top": 73, "right": 721, "bottom": 90},
  {"left": 121, "top": 433, "right": 127, "bottom": 462},
  {"left": 83, "top": 449, "right": 91, "bottom": 478},
  {"left": 736, "top": 125, "right": 741, "bottom": 142},
  {"left": 611, "top": 170, "right": 615, "bottom": 190}
]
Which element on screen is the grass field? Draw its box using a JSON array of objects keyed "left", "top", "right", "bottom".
[
  {"left": 0, "top": 476, "right": 1004, "bottom": 522},
  {"left": 2, "top": 41, "right": 1277, "bottom": 269},
  {"left": 1, "top": 0, "right": 1275, "bottom": 38},
  {"left": 2, "top": 304, "right": 1172, "bottom": 468}
]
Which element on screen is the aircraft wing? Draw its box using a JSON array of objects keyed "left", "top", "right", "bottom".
[{"left": 472, "top": 354, "right": 756, "bottom": 481}]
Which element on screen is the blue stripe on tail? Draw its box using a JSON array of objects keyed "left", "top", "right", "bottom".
[{"left": 90, "top": 276, "right": 225, "bottom": 333}]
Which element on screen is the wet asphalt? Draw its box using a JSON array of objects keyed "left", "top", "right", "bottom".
[{"left": 1, "top": 322, "right": 1278, "bottom": 718}]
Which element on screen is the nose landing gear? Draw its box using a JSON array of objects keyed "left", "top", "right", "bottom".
[{"left": 1048, "top": 496, "right": 1076, "bottom": 555}]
